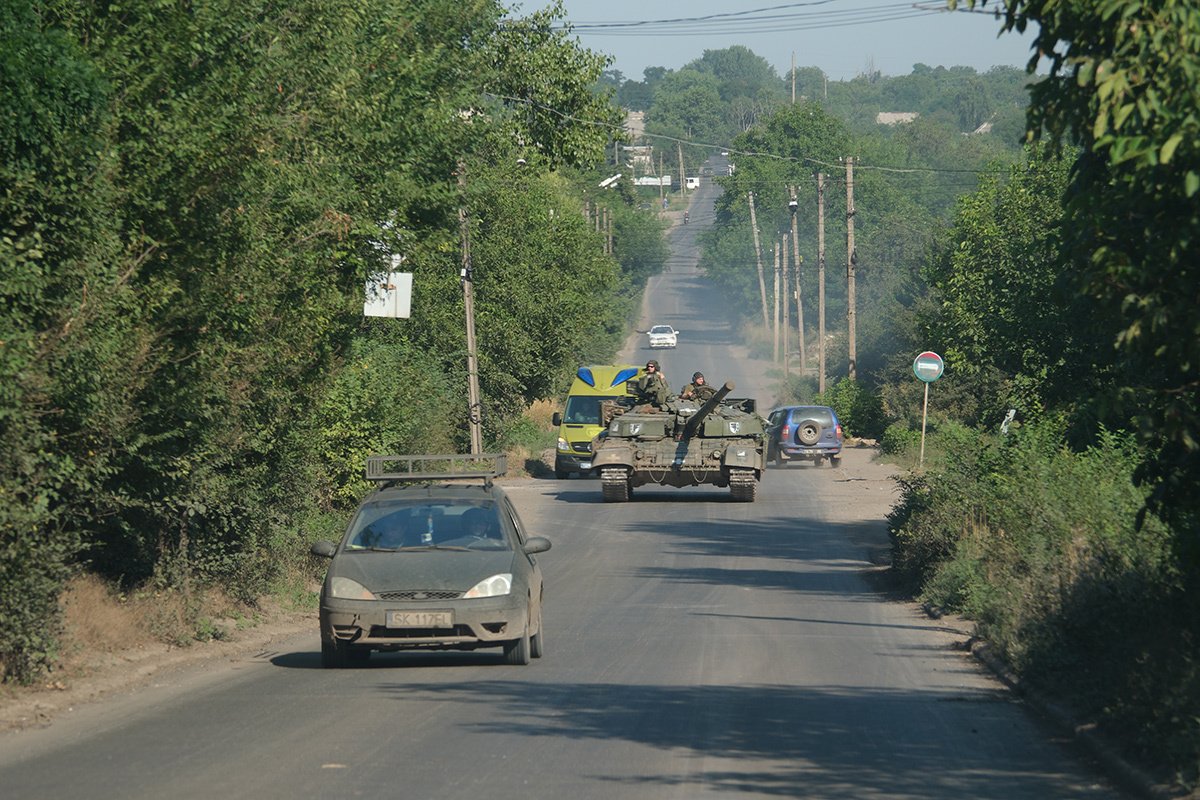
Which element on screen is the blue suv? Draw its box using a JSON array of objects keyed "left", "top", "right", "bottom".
[{"left": 765, "top": 405, "right": 843, "bottom": 467}]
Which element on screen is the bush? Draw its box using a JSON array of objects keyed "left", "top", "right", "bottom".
[
  {"left": 889, "top": 418, "right": 1199, "bottom": 785},
  {"left": 880, "top": 422, "right": 920, "bottom": 456},
  {"left": 815, "top": 378, "right": 886, "bottom": 439}
]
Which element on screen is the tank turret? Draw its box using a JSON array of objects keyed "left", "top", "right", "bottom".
[{"left": 679, "top": 381, "right": 734, "bottom": 440}]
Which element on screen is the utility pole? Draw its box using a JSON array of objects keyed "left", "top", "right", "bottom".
[
  {"left": 781, "top": 235, "right": 790, "bottom": 377},
  {"left": 606, "top": 209, "right": 613, "bottom": 255},
  {"left": 772, "top": 243, "right": 781, "bottom": 363},
  {"left": 817, "top": 172, "right": 827, "bottom": 394},
  {"left": 457, "top": 161, "right": 483, "bottom": 454},
  {"left": 846, "top": 155, "right": 857, "bottom": 381},
  {"left": 677, "top": 142, "right": 687, "bottom": 199},
  {"left": 789, "top": 187, "right": 806, "bottom": 374},
  {"left": 658, "top": 152, "right": 665, "bottom": 205},
  {"left": 791, "top": 51, "right": 796, "bottom": 104},
  {"left": 748, "top": 192, "right": 770, "bottom": 330}
]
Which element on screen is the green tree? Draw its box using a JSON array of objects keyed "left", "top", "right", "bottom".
[
  {"left": 916, "top": 147, "right": 1112, "bottom": 425},
  {"left": 0, "top": 0, "right": 641, "bottom": 683},
  {"left": 969, "top": 0, "right": 1200, "bottom": 537}
]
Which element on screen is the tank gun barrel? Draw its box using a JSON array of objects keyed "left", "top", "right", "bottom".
[{"left": 680, "top": 381, "right": 734, "bottom": 439}]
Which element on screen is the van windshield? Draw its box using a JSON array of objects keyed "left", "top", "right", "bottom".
[{"left": 563, "top": 395, "right": 619, "bottom": 425}]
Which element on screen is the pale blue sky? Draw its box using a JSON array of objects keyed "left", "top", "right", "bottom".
[{"left": 512, "top": 1, "right": 1040, "bottom": 82}]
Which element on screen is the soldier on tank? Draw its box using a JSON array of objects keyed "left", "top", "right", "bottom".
[
  {"left": 680, "top": 371, "right": 716, "bottom": 402},
  {"left": 635, "top": 360, "right": 670, "bottom": 407}
]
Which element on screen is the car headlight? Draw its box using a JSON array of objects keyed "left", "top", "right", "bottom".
[
  {"left": 329, "top": 577, "right": 375, "bottom": 600},
  {"left": 464, "top": 574, "right": 512, "bottom": 598},
  {"left": 557, "top": 437, "right": 569, "bottom": 451}
]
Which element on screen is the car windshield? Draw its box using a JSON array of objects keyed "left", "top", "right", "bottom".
[
  {"left": 344, "top": 500, "right": 511, "bottom": 552},
  {"left": 563, "top": 395, "right": 619, "bottom": 425},
  {"left": 650, "top": 326, "right": 673, "bottom": 334}
]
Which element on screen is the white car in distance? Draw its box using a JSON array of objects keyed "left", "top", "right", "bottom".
[{"left": 647, "top": 324, "right": 679, "bottom": 349}]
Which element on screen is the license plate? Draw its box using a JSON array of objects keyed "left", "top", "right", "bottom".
[
  {"left": 579, "top": 461, "right": 592, "bottom": 469},
  {"left": 387, "top": 610, "right": 452, "bottom": 628}
]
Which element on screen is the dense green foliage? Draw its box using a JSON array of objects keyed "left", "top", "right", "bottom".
[
  {"left": 983, "top": 0, "right": 1200, "bottom": 549},
  {"left": 886, "top": 1, "right": 1200, "bottom": 783},
  {"left": 0, "top": 0, "right": 647, "bottom": 682}
]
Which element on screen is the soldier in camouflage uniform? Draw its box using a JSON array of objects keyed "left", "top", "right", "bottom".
[
  {"left": 680, "top": 371, "right": 716, "bottom": 402},
  {"left": 635, "top": 359, "right": 670, "bottom": 407}
]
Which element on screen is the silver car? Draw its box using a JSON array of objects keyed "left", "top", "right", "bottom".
[{"left": 310, "top": 455, "right": 550, "bottom": 667}]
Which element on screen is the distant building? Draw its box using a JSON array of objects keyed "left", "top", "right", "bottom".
[
  {"left": 623, "top": 144, "right": 653, "bottom": 171},
  {"left": 876, "top": 112, "right": 919, "bottom": 126}
]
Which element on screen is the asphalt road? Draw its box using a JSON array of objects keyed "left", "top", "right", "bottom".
[{"left": 0, "top": 175, "right": 1123, "bottom": 800}]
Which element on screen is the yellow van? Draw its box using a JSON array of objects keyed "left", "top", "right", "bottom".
[{"left": 551, "top": 364, "right": 641, "bottom": 479}]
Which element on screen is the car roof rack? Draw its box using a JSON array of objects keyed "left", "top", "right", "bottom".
[{"left": 365, "top": 454, "right": 507, "bottom": 487}]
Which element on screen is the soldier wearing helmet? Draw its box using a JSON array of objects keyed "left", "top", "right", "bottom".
[
  {"left": 680, "top": 371, "right": 716, "bottom": 402},
  {"left": 635, "top": 359, "right": 670, "bottom": 407}
]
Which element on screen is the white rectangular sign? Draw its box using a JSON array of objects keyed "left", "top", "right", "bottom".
[{"left": 363, "top": 271, "right": 412, "bottom": 318}]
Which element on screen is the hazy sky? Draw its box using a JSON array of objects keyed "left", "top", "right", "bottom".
[{"left": 513, "top": 1, "right": 1040, "bottom": 82}]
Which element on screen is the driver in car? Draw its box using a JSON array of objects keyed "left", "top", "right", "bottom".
[{"left": 462, "top": 507, "right": 501, "bottom": 541}]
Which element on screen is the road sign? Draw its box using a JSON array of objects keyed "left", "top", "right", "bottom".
[{"left": 913, "top": 351, "right": 944, "bottom": 383}]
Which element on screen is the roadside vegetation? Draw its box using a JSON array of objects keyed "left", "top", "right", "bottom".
[
  {"left": 4, "top": 0, "right": 1197, "bottom": 790},
  {"left": 0, "top": 0, "right": 655, "bottom": 683}
]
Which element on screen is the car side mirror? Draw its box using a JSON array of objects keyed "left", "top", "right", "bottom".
[
  {"left": 551, "top": 412, "right": 562, "bottom": 426},
  {"left": 310, "top": 540, "right": 337, "bottom": 558},
  {"left": 523, "top": 537, "right": 552, "bottom": 555}
]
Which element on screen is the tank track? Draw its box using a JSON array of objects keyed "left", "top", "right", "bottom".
[
  {"left": 729, "top": 468, "right": 758, "bottom": 502},
  {"left": 601, "top": 467, "right": 631, "bottom": 502}
]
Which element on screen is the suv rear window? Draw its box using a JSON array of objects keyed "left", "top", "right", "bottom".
[{"left": 789, "top": 406, "right": 834, "bottom": 426}]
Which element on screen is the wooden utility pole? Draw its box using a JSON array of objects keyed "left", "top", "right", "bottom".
[
  {"left": 791, "top": 51, "right": 796, "bottom": 104},
  {"left": 748, "top": 192, "right": 770, "bottom": 330},
  {"left": 817, "top": 172, "right": 827, "bottom": 394},
  {"left": 658, "top": 152, "right": 665, "bottom": 205},
  {"left": 846, "top": 156, "right": 857, "bottom": 381},
  {"left": 457, "top": 161, "right": 483, "bottom": 454},
  {"left": 606, "top": 209, "right": 613, "bottom": 255},
  {"left": 677, "top": 142, "right": 687, "bottom": 198},
  {"left": 789, "top": 187, "right": 807, "bottom": 374},
  {"left": 772, "top": 244, "right": 781, "bottom": 363},
  {"left": 781, "top": 236, "right": 790, "bottom": 377}
]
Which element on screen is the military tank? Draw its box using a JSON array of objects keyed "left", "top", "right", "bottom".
[{"left": 591, "top": 380, "right": 766, "bottom": 502}]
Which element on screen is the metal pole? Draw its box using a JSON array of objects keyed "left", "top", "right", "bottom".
[{"left": 919, "top": 382, "right": 929, "bottom": 468}]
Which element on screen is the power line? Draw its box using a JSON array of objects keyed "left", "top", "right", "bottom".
[
  {"left": 487, "top": 92, "right": 1000, "bottom": 176},
  {"left": 558, "top": 2, "right": 944, "bottom": 36}
]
